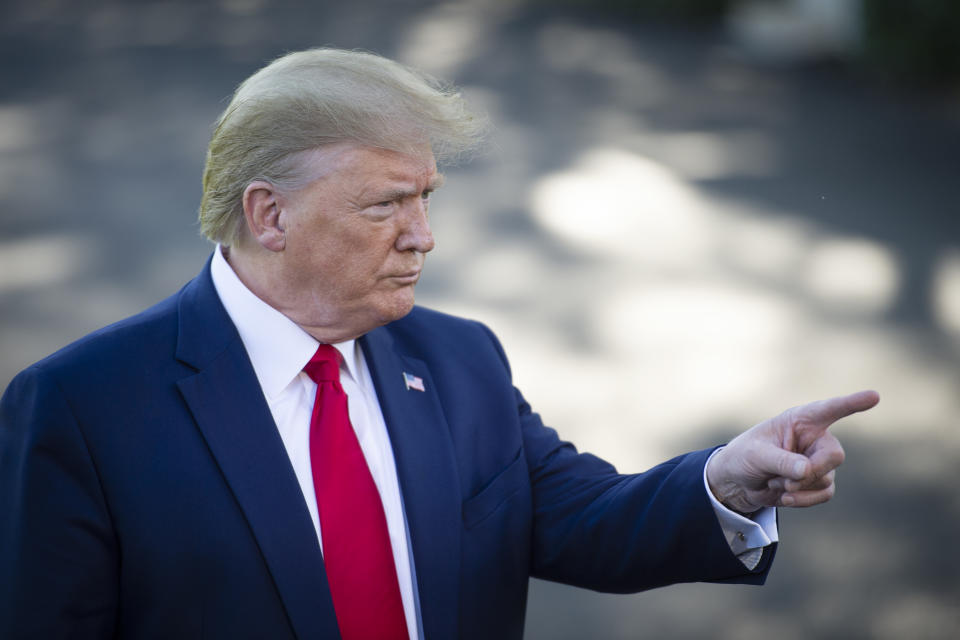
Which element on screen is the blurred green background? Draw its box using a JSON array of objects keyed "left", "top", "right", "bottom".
[{"left": 1, "top": 1, "right": 958, "bottom": 638}]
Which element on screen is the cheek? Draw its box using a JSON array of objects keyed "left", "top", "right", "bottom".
[
  {"left": 318, "top": 246, "right": 389, "bottom": 297},
  {"left": 287, "top": 219, "right": 399, "bottom": 287},
  {"left": 352, "top": 230, "right": 401, "bottom": 267}
]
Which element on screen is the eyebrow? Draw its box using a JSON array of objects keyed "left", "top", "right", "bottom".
[
  {"left": 428, "top": 174, "right": 446, "bottom": 191},
  {"left": 376, "top": 174, "right": 446, "bottom": 202}
]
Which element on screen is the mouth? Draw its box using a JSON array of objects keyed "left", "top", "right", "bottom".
[{"left": 388, "top": 270, "right": 421, "bottom": 285}]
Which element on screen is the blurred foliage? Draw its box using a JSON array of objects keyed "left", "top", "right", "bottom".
[
  {"left": 529, "top": 0, "right": 960, "bottom": 87},
  {"left": 531, "top": 0, "right": 735, "bottom": 23},
  {"left": 861, "top": 0, "right": 960, "bottom": 85}
]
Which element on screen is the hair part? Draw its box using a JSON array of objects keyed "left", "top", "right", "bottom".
[{"left": 199, "top": 48, "right": 487, "bottom": 245}]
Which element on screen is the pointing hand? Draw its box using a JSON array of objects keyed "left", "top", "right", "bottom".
[{"left": 705, "top": 390, "right": 880, "bottom": 514}]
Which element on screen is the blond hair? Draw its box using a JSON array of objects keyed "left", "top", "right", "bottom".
[{"left": 199, "top": 48, "right": 486, "bottom": 245}]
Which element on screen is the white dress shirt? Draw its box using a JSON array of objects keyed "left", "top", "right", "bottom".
[{"left": 210, "top": 245, "right": 776, "bottom": 628}]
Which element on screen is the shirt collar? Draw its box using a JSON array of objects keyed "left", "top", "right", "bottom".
[{"left": 210, "top": 245, "right": 362, "bottom": 399}]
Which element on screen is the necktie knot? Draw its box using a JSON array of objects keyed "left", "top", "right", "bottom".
[{"left": 303, "top": 344, "right": 342, "bottom": 383}]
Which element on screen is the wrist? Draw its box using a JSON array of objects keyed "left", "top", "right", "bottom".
[{"left": 706, "top": 448, "right": 759, "bottom": 515}]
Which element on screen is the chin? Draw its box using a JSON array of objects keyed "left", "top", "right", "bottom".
[{"left": 372, "top": 290, "right": 417, "bottom": 327}]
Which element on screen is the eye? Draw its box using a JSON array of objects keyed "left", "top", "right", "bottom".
[{"left": 421, "top": 190, "right": 433, "bottom": 201}]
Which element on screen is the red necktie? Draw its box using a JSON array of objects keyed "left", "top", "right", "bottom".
[{"left": 304, "top": 344, "right": 408, "bottom": 640}]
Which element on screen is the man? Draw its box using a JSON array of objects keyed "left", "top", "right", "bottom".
[{"left": 0, "top": 48, "right": 878, "bottom": 639}]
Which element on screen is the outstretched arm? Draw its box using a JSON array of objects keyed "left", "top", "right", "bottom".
[{"left": 706, "top": 390, "right": 880, "bottom": 514}]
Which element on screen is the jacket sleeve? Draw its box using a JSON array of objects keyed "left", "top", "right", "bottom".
[
  {"left": 476, "top": 323, "right": 773, "bottom": 593},
  {"left": 0, "top": 366, "right": 119, "bottom": 639}
]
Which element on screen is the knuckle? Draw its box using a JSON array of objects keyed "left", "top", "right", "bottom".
[
  {"left": 834, "top": 446, "right": 846, "bottom": 466},
  {"left": 784, "top": 406, "right": 802, "bottom": 428}
]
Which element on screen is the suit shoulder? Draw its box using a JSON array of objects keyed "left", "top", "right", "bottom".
[
  {"left": 21, "top": 288, "right": 184, "bottom": 383},
  {"left": 383, "top": 306, "right": 510, "bottom": 369}
]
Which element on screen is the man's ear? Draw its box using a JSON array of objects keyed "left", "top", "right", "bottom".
[{"left": 242, "top": 180, "right": 286, "bottom": 252}]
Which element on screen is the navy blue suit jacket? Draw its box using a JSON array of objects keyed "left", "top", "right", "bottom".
[{"left": 0, "top": 259, "right": 772, "bottom": 639}]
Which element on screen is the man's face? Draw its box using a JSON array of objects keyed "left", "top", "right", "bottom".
[{"left": 273, "top": 143, "right": 441, "bottom": 341}]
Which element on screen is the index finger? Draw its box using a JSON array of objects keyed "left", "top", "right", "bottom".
[{"left": 798, "top": 390, "right": 880, "bottom": 426}]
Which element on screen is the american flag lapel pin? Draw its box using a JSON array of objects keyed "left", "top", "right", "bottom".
[{"left": 403, "top": 371, "right": 425, "bottom": 392}]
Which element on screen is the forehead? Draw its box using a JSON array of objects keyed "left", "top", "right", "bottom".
[{"left": 299, "top": 143, "right": 439, "bottom": 191}]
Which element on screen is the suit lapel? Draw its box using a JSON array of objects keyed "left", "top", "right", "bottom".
[
  {"left": 174, "top": 263, "right": 340, "bottom": 640},
  {"left": 361, "top": 327, "right": 461, "bottom": 640}
]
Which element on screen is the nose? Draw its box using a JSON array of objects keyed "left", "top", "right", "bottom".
[{"left": 396, "top": 198, "right": 435, "bottom": 254}]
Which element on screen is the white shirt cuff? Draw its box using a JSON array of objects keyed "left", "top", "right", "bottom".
[{"left": 703, "top": 448, "right": 779, "bottom": 570}]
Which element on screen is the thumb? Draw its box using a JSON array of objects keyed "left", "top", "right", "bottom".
[{"left": 753, "top": 442, "right": 810, "bottom": 481}]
